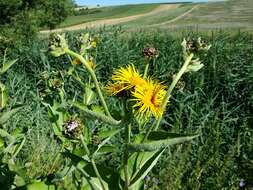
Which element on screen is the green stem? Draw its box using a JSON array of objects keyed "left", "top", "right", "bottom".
[
  {"left": 80, "top": 135, "right": 106, "bottom": 190},
  {"left": 124, "top": 124, "right": 131, "bottom": 190},
  {"left": 76, "top": 166, "right": 96, "bottom": 190},
  {"left": 65, "top": 48, "right": 111, "bottom": 118},
  {"left": 153, "top": 53, "right": 194, "bottom": 131},
  {"left": 143, "top": 63, "right": 149, "bottom": 79}
]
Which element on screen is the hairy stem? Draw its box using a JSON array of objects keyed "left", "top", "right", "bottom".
[
  {"left": 65, "top": 48, "right": 111, "bottom": 118},
  {"left": 124, "top": 124, "right": 131, "bottom": 190},
  {"left": 154, "top": 53, "right": 194, "bottom": 131},
  {"left": 80, "top": 135, "right": 106, "bottom": 190}
]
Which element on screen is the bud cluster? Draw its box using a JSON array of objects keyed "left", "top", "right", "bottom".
[{"left": 142, "top": 47, "right": 159, "bottom": 59}]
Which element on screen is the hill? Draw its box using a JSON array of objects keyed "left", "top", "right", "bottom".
[{"left": 43, "top": 0, "right": 253, "bottom": 32}]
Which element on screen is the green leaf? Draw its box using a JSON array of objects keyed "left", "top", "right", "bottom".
[
  {"left": 93, "top": 129, "right": 120, "bottom": 156},
  {"left": 98, "top": 129, "right": 120, "bottom": 139},
  {"left": 84, "top": 86, "right": 97, "bottom": 106},
  {"left": 0, "top": 137, "right": 4, "bottom": 148},
  {"left": 0, "top": 59, "right": 18, "bottom": 75},
  {"left": 14, "top": 175, "right": 26, "bottom": 187},
  {"left": 129, "top": 132, "right": 199, "bottom": 152},
  {"left": 0, "top": 83, "right": 8, "bottom": 109},
  {"left": 27, "top": 181, "right": 55, "bottom": 190},
  {"left": 72, "top": 101, "right": 121, "bottom": 126},
  {"left": 97, "top": 146, "right": 115, "bottom": 154},
  {"left": 0, "top": 106, "right": 23, "bottom": 125},
  {"left": 186, "top": 59, "right": 204, "bottom": 73},
  {"left": 129, "top": 149, "right": 165, "bottom": 188}
]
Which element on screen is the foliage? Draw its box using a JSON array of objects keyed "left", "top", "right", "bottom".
[{"left": 0, "top": 0, "right": 74, "bottom": 51}]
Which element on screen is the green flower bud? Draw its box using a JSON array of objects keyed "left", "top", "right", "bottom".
[
  {"left": 48, "top": 33, "right": 68, "bottom": 57},
  {"left": 182, "top": 37, "right": 211, "bottom": 55}
]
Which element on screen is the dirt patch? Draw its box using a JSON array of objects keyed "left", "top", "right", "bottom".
[{"left": 40, "top": 4, "right": 180, "bottom": 33}]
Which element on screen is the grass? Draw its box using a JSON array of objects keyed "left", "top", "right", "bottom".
[
  {"left": 2, "top": 28, "right": 253, "bottom": 189},
  {"left": 59, "top": 4, "right": 160, "bottom": 28}
]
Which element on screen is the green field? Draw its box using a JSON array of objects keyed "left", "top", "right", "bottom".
[
  {"left": 57, "top": 0, "right": 253, "bottom": 32},
  {"left": 123, "top": 4, "right": 194, "bottom": 28},
  {"left": 60, "top": 4, "right": 159, "bottom": 27}
]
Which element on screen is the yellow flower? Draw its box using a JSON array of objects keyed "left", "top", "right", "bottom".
[
  {"left": 132, "top": 79, "right": 167, "bottom": 119},
  {"left": 71, "top": 58, "right": 82, "bottom": 65},
  {"left": 105, "top": 82, "right": 128, "bottom": 96},
  {"left": 106, "top": 64, "right": 146, "bottom": 95}
]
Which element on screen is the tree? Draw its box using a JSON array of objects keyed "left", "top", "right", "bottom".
[{"left": 0, "top": 0, "right": 74, "bottom": 51}]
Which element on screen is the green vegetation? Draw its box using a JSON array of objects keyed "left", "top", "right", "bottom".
[
  {"left": 60, "top": 4, "right": 160, "bottom": 27},
  {"left": 0, "top": 0, "right": 74, "bottom": 51},
  {"left": 0, "top": 27, "right": 252, "bottom": 189}
]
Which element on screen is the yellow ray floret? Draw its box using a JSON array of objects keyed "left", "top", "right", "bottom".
[
  {"left": 132, "top": 79, "right": 167, "bottom": 119},
  {"left": 106, "top": 64, "right": 146, "bottom": 95}
]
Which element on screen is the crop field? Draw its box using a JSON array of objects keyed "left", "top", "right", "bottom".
[
  {"left": 60, "top": 4, "right": 160, "bottom": 27},
  {"left": 1, "top": 28, "right": 253, "bottom": 189},
  {"left": 46, "top": 0, "right": 253, "bottom": 33}
]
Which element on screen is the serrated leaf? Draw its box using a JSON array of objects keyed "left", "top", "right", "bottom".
[{"left": 129, "top": 132, "right": 199, "bottom": 152}]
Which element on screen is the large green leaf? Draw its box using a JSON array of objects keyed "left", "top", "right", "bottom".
[
  {"left": 129, "top": 132, "right": 199, "bottom": 152},
  {"left": 93, "top": 129, "right": 120, "bottom": 155},
  {"left": 129, "top": 149, "right": 165, "bottom": 188},
  {"left": 72, "top": 101, "right": 121, "bottom": 126},
  {"left": 26, "top": 181, "right": 55, "bottom": 190}
]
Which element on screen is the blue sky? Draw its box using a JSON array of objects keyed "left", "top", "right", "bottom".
[{"left": 75, "top": 0, "right": 209, "bottom": 6}]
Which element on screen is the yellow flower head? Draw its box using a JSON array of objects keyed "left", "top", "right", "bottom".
[
  {"left": 106, "top": 64, "right": 146, "bottom": 95},
  {"left": 132, "top": 79, "right": 167, "bottom": 119}
]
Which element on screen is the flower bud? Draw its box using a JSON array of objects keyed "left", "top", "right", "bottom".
[
  {"left": 48, "top": 33, "right": 68, "bottom": 57},
  {"left": 182, "top": 37, "right": 211, "bottom": 54},
  {"left": 64, "top": 118, "right": 83, "bottom": 137},
  {"left": 142, "top": 47, "right": 159, "bottom": 59},
  {"left": 78, "top": 33, "right": 98, "bottom": 55}
]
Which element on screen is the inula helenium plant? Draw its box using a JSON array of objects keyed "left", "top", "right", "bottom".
[{"left": 43, "top": 33, "right": 211, "bottom": 190}]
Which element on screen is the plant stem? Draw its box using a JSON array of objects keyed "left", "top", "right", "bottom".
[
  {"left": 143, "top": 63, "right": 149, "bottom": 79},
  {"left": 80, "top": 135, "right": 106, "bottom": 190},
  {"left": 65, "top": 49, "right": 112, "bottom": 118},
  {"left": 153, "top": 54, "right": 194, "bottom": 131},
  {"left": 124, "top": 124, "right": 131, "bottom": 190}
]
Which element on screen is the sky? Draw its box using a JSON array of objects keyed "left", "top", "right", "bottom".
[{"left": 75, "top": 0, "right": 210, "bottom": 6}]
